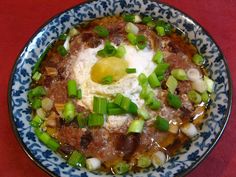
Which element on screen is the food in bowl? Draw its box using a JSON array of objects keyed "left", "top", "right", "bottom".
[{"left": 28, "top": 14, "right": 214, "bottom": 174}]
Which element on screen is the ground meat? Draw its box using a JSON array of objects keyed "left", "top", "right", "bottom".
[
  {"left": 116, "top": 133, "right": 140, "bottom": 160},
  {"left": 177, "top": 80, "right": 192, "bottom": 94},
  {"left": 47, "top": 81, "right": 68, "bottom": 103},
  {"left": 165, "top": 53, "right": 193, "bottom": 70},
  {"left": 80, "top": 130, "right": 93, "bottom": 149}
]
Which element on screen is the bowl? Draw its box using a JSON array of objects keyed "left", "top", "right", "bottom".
[{"left": 8, "top": 0, "right": 232, "bottom": 176}]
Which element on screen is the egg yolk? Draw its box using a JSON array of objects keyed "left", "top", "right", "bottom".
[{"left": 91, "top": 57, "right": 128, "bottom": 84}]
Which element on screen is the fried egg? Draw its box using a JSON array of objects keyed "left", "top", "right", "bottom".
[{"left": 73, "top": 43, "right": 156, "bottom": 113}]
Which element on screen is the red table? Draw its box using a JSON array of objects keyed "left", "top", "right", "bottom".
[{"left": 0, "top": 1, "right": 235, "bottom": 177}]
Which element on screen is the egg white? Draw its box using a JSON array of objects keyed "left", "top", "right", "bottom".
[{"left": 73, "top": 43, "right": 157, "bottom": 128}]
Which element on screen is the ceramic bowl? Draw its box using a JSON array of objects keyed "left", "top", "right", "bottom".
[{"left": 8, "top": 0, "right": 232, "bottom": 176}]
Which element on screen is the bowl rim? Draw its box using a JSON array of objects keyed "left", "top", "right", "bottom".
[{"left": 8, "top": 0, "right": 232, "bottom": 176}]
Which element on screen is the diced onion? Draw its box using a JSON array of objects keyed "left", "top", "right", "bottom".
[
  {"left": 187, "top": 68, "right": 201, "bottom": 81},
  {"left": 42, "top": 97, "right": 54, "bottom": 111},
  {"left": 63, "top": 36, "right": 71, "bottom": 51},
  {"left": 134, "top": 15, "right": 142, "bottom": 23},
  {"left": 180, "top": 123, "right": 198, "bottom": 138},
  {"left": 86, "top": 158, "right": 101, "bottom": 171},
  {"left": 151, "top": 151, "right": 166, "bottom": 167},
  {"left": 168, "top": 122, "right": 179, "bottom": 134},
  {"left": 36, "top": 108, "right": 46, "bottom": 119},
  {"left": 125, "top": 22, "right": 139, "bottom": 34},
  {"left": 192, "top": 79, "right": 207, "bottom": 93}
]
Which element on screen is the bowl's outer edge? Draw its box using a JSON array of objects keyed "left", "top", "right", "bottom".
[{"left": 8, "top": 0, "right": 232, "bottom": 177}]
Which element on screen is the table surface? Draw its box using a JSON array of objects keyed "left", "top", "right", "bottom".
[{"left": 0, "top": 0, "right": 235, "bottom": 177}]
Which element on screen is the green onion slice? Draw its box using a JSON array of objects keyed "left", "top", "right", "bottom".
[
  {"left": 68, "top": 151, "right": 86, "bottom": 167},
  {"left": 154, "top": 63, "right": 169, "bottom": 76},
  {"left": 192, "top": 54, "right": 204, "bottom": 65},
  {"left": 153, "top": 50, "right": 163, "bottom": 64},
  {"left": 57, "top": 45, "right": 68, "bottom": 57},
  {"left": 127, "top": 33, "right": 137, "bottom": 45},
  {"left": 88, "top": 113, "right": 104, "bottom": 127},
  {"left": 63, "top": 102, "right": 76, "bottom": 123},
  {"left": 166, "top": 75, "right": 178, "bottom": 94},
  {"left": 128, "top": 119, "right": 145, "bottom": 133},
  {"left": 93, "top": 25, "right": 109, "bottom": 37},
  {"left": 137, "top": 155, "right": 151, "bottom": 168},
  {"left": 93, "top": 96, "right": 107, "bottom": 114},
  {"left": 171, "top": 69, "right": 188, "bottom": 80},
  {"left": 167, "top": 92, "right": 182, "bottom": 109},
  {"left": 126, "top": 68, "right": 136, "bottom": 73},
  {"left": 101, "top": 75, "right": 113, "bottom": 85},
  {"left": 136, "top": 35, "right": 147, "bottom": 50},
  {"left": 113, "top": 161, "right": 129, "bottom": 175},
  {"left": 148, "top": 72, "right": 161, "bottom": 88},
  {"left": 155, "top": 116, "right": 169, "bottom": 131},
  {"left": 67, "top": 80, "right": 77, "bottom": 97},
  {"left": 187, "top": 90, "right": 202, "bottom": 104}
]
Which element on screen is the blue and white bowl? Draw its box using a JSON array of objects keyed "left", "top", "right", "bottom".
[{"left": 8, "top": 0, "right": 232, "bottom": 176}]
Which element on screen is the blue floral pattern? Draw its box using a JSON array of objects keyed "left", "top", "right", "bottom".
[{"left": 9, "top": 0, "right": 232, "bottom": 176}]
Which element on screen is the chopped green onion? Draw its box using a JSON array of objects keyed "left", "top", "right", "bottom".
[
  {"left": 32, "top": 71, "right": 41, "bottom": 81},
  {"left": 127, "top": 32, "right": 137, "bottom": 45},
  {"left": 137, "top": 155, "right": 151, "bottom": 168},
  {"left": 30, "top": 115, "right": 43, "bottom": 127},
  {"left": 114, "top": 93, "right": 123, "bottom": 106},
  {"left": 142, "top": 16, "right": 152, "bottom": 24},
  {"left": 188, "top": 90, "right": 202, "bottom": 104},
  {"left": 145, "top": 93, "right": 161, "bottom": 110},
  {"left": 47, "top": 138, "right": 60, "bottom": 151},
  {"left": 57, "top": 45, "right": 68, "bottom": 57},
  {"left": 137, "top": 108, "right": 150, "bottom": 120},
  {"left": 120, "top": 96, "right": 131, "bottom": 111},
  {"left": 128, "top": 102, "right": 138, "bottom": 114},
  {"left": 166, "top": 75, "right": 178, "bottom": 94},
  {"left": 114, "top": 94, "right": 137, "bottom": 114},
  {"left": 107, "top": 102, "right": 119, "bottom": 108},
  {"left": 123, "top": 14, "right": 135, "bottom": 22},
  {"left": 156, "top": 26, "right": 165, "bottom": 36},
  {"left": 101, "top": 75, "right": 113, "bottom": 85},
  {"left": 77, "top": 88, "right": 82, "bottom": 99},
  {"left": 156, "top": 20, "right": 172, "bottom": 35},
  {"left": 153, "top": 50, "right": 163, "bottom": 64},
  {"left": 108, "top": 107, "right": 125, "bottom": 115},
  {"left": 147, "top": 21, "right": 156, "bottom": 28},
  {"left": 28, "top": 86, "right": 46, "bottom": 102},
  {"left": 97, "top": 41, "right": 117, "bottom": 57},
  {"left": 77, "top": 113, "right": 88, "bottom": 128},
  {"left": 138, "top": 73, "right": 148, "bottom": 87},
  {"left": 148, "top": 99, "right": 161, "bottom": 110},
  {"left": 93, "top": 25, "right": 109, "bottom": 37},
  {"left": 59, "top": 33, "right": 68, "bottom": 40},
  {"left": 192, "top": 54, "right": 204, "bottom": 65},
  {"left": 31, "top": 98, "right": 42, "bottom": 109},
  {"left": 32, "top": 45, "right": 51, "bottom": 74},
  {"left": 126, "top": 68, "right": 136, "bottom": 73},
  {"left": 155, "top": 116, "right": 169, "bottom": 131},
  {"left": 167, "top": 92, "right": 182, "bottom": 109},
  {"left": 171, "top": 69, "right": 188, "bottom": 80},
  {"left": 34, "top": 129, "right": 60, "bottom": 151},
  {"left": 148, "top": 72, "right": 161, "bottom": 88},
  {"left": 63, "top": 102, "right": 76, "bottom": 123},
  {"left": 204, "top": 76, "right": 214, "bottom": 93},
  {"left": 88, "top": 113, "right": 104, "bottom": 127},
  {"left": 136, "top": 35, "right": 147, "bottom": 49},
  {"left": 125, "top": 22, "right": 139, "bottom": 34},
  {"left": 139, "top": 87, "right": 150, "bottom": 99},
  {"left": 115, "top": 45, "right": 126, "bottom": 58},
  {"left": 68, "top": 151, "right": 86, "bottom": 167},
  {"left": 67, "top": 80, "right": 77, "bottom": 97},
  {"left": 201, "top": 91, "right": 209, "bottom": 103},
  {"left": 128, "top": 119, "right": 144, "bottom": 133},
  {"left": 157, "top": 75, "right": 164, "bottom": 81},
  {"left": 93, "top": 96, "right": 107, "bottom": 114},
  {"left": 113, "top": 161, "right": 129, "bottom": 175},
  {"left": 154, "top": 63, "right": 169, "bottom": 76}
]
